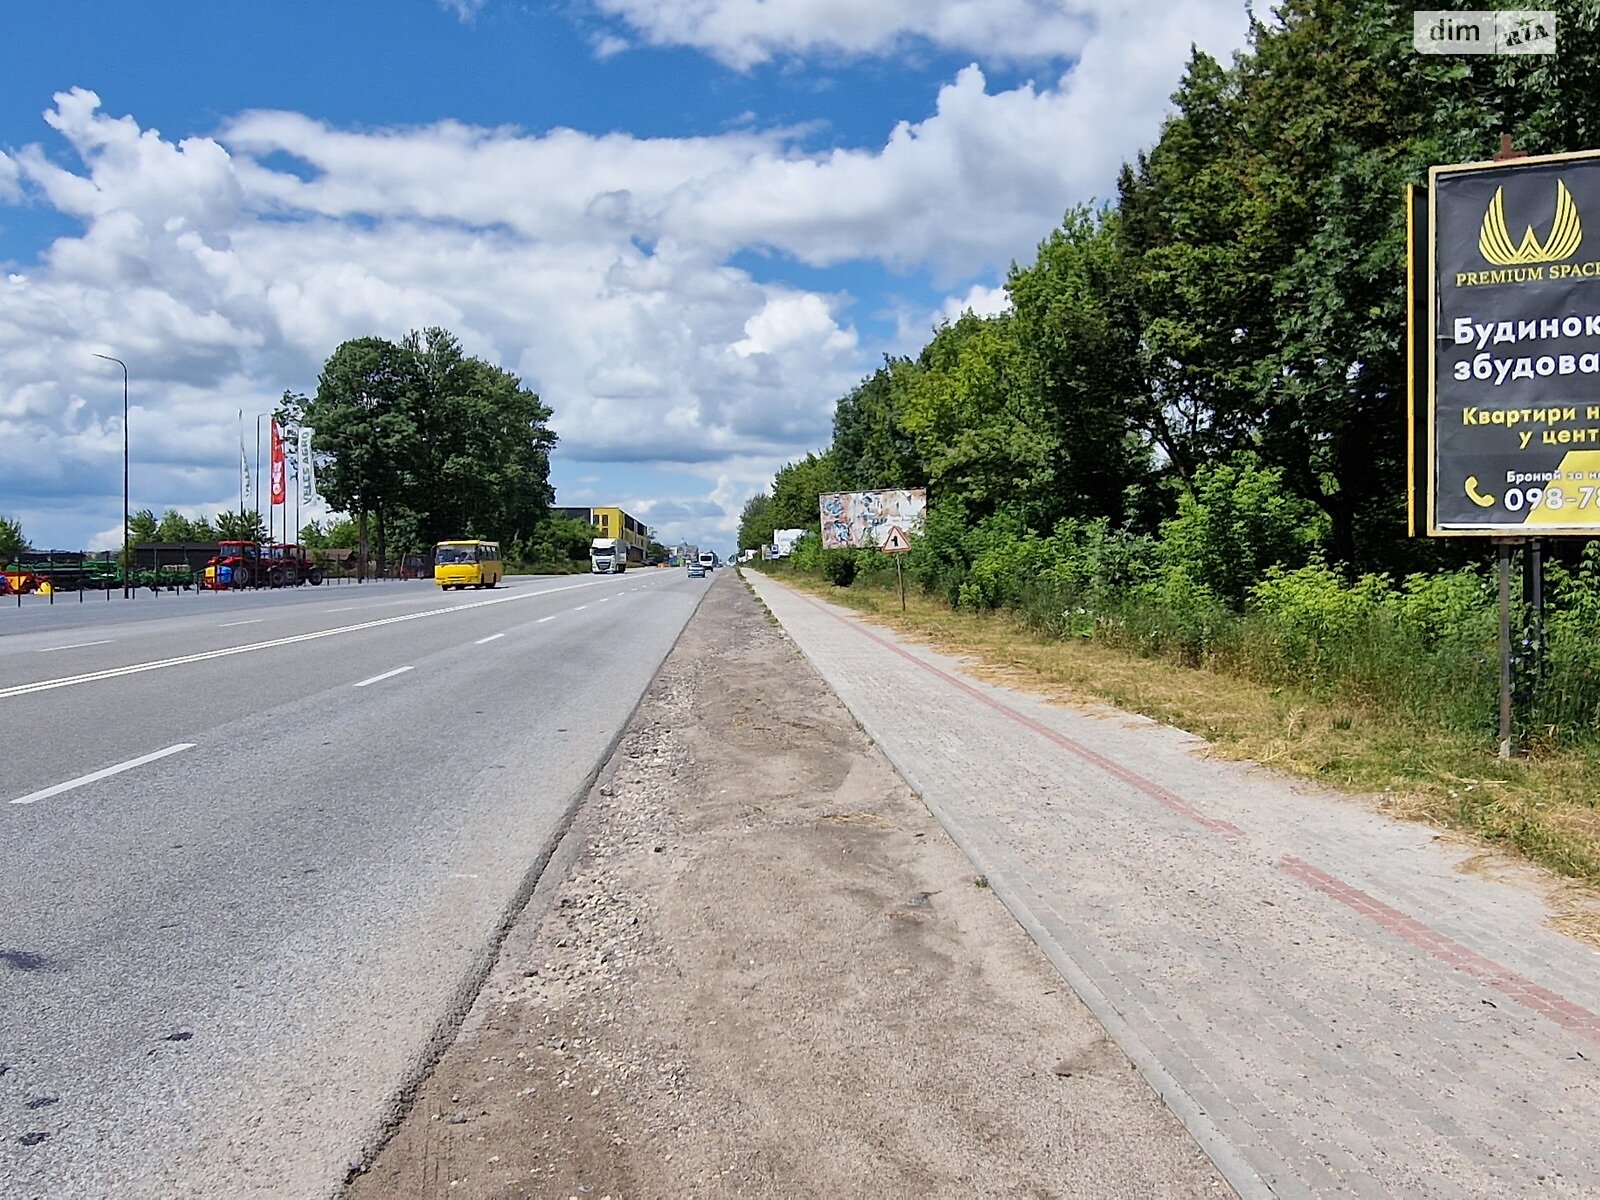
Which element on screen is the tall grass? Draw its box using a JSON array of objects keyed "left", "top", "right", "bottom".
[{"left": 769, "top": 541, "right": 1600, "bottom": 749}]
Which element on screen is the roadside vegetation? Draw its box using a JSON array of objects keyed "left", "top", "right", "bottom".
[{"left": 742, "top": 1, "right": 1600, "bottom": 885}]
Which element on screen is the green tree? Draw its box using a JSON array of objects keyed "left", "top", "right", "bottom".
[
  {"left": 288, "top": 328, "right": 558, "bottom": 573},
  {"left": 403, "top": 328, "right": 557, "bottom": 549},
  {"left": 830, "top": 364, "right": 925, "bottom": 490},
  {"left": 0, "top": 515, "right": 28, "bottom": 561},
  {"left": 896, "top": 313, "right": 1059, "bottom": 530},
  {"left": 155, "top": 509, "right": 203, "bottom": 541},
  {"left": 127, "top": 508, "right": 158, "bottom": 545},
  {"left": 1008, "top": 208, "right": 1154, "bottom": 524},
  {"left": 738, "top": 492, "right": 774, "bottom": 551},
  {"left": 768, "top": 452, "right": 841, "bottom": 534},
  {"left": 527, "top": 516, "right": 594, "bottom": 563},
  {"left": 215, "top": 510, "right": 268, "bottom": 542},
  {"left": 1160, "top": 456, "right": 1329, "bottom": 606},
  {"left": 291, "top": 339, "right": 417, "bottom": 577}
]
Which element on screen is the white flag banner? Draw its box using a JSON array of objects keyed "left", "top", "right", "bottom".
[
  {"left": 298, "top": 426, "right": 315, "bottom": 503},
  {"left": 239, "top": 411, "right": 251, "bottom": 503}
]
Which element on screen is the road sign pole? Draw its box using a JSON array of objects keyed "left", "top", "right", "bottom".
[{"left": 896, "top": 554, "right": 905, "bottom": 612}]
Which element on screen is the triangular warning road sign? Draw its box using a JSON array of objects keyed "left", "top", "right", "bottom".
[{"left": 880, "top": 525, "right": 912, "bottom": 554}]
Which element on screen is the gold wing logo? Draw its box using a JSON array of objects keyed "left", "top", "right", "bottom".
[{"left": 1479, "top": 181, "right": 1583, "bottom": 266}]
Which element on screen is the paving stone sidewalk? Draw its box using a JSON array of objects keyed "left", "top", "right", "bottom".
[{"left": 746, "top": 571, "right": 1600, "bottom": 1200}]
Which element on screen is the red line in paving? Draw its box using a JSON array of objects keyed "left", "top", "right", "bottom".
[
  {"left": 1279, "top": 855, "right": 1600, "bottom": 1045},
  {"left": 790, "top": 588, "right": 1246, "bottom": 840},
  {"left": 779, "top": 582, "right": 1600, "bottom": 1043}
]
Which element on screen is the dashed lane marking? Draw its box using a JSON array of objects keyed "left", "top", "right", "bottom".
[
  {"left": 353, "top": 665, "right": 414, "bottom": 688},
  {"left": 11, "top": 743, "right": 196, "bottom": 806},
  {"left": 0, "top": 579, "right": 606, "bottom": 702}
]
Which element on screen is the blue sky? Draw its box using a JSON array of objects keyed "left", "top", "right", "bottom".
[{"left": 0, "top": 0, "right": 1249, "bottom": 555}]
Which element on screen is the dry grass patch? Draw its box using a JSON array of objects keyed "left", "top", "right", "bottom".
[{"left": 769, "top": 572, "right": 1600, "bottom": 896}]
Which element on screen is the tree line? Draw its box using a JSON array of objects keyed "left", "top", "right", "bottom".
[{"left": 742, "top": 0, "right": 1600, "bottom": 590}]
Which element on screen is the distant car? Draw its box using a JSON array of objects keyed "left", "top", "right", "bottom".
[{"left": 687, "top": 562, "right": 707, "bottom": 578}]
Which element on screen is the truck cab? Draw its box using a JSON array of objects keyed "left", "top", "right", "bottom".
[{"left": 590, "top": 537, "right": 627, "bottom": 574}]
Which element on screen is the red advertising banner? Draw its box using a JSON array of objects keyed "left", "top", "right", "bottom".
[{"left": 270, "top": 420, "right": 286, "bottom": 505}]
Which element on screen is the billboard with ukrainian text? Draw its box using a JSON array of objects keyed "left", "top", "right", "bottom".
[{"left": 1423, "top": 148, "right": 1600, "bottom": 535}]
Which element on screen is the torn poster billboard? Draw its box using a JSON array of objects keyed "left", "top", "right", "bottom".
[{"left": 819, "top": 488, "right": 927, "bottom": 550}]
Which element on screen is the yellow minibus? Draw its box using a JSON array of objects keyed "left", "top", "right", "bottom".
[{"left": 434, "top": 540, "right": 503, "bottom": 589}]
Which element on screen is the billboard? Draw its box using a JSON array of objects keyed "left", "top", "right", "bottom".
[
  {"left": 1420, "top": 148, "right": 1600, "bottom": 535},
  {"left": 819, "top": 488, "right": 927, "bottom": 550}
]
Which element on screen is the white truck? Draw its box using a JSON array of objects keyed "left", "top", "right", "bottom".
[
  {"left": 698, "top": 550, "right": 717, "bottom": 571},
  {"left": 590, "top": 537, "right": 628, "bottom": 574}
]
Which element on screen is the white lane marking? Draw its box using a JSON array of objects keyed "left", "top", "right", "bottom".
[
  {"left": 0, "top": 579, "right": 609, "bottom": 702},
  {"left": 219, "top": 619, "right": 263, "bottom": 627},
  {"left": 325, "top": 606, "right": 358, "bottom": 613},
  {"left": 11, "top": 743, "right": 195, "bottom": 806},
  {"left": 34, "top": 640, "right": 113, "bottom": 653},
  {"left": 574, "top": 605, "right": 588, "bottom": 611},
  {"left": 475, "top": 633, "right": 505, "bottom": 644},
  {"left": 537, "top": 615, "right": 558, "bottom": 623},
  {"left": 599, "top": 597, "right": 611, "bottom": 603},
  {"left": 353, "top": 665, "right": 414, "bottom": 688}
]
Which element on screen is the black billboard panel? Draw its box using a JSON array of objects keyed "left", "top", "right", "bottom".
[{"left": 1428, "top": 149, "right": 1600, "bottom": 536}]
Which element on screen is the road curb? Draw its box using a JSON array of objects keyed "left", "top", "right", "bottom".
[
  {"left": 747, "top": 571, "right": 1274, "bottom": 1200},
  {"left": 341, "top": 571, "right": 718, "bottom": 1194}
]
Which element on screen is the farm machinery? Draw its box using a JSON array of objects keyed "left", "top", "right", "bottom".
[{"left": 202, "top": 542, "right": 324, "bottom": 590}]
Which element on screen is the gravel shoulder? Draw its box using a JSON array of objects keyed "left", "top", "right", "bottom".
[{"left": 347, "top": 572, "right": 1229, "bottom": 1198}]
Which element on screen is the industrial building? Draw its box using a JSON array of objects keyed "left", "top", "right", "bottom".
[{"left": 551, "top": 505, "right": 650, "bottom": 565}]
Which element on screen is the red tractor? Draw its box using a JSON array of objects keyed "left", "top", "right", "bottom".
[
  {"left": 203, "top": 542, "right": 325, "bottom": 589},
  {"left": 264, "top": 543, "right": 323, "bottom": 587},
  {"left": 203, "top": 541, "right": 261, "bottom": 590}
]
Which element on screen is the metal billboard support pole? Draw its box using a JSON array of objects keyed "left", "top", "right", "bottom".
[
  {"left": 1528, "top": 537, "right": 1545, "bottom": 685},
  {"left": 1497, "top": 540, "right": 1514, "bottom": 760}
]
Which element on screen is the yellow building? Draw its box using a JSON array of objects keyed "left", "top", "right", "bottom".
[{"left": 555, "top": 506, "right": 650, "bottom": 564}]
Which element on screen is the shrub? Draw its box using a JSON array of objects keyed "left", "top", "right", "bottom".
[
  {"left": 1160, "top": 454, "right": 1329, "bottom": 607},
  {"left": 821, "top": 549, "right": 858, "bottom": 587}
]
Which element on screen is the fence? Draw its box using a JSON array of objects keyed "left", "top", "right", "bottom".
[{"left": 2, "top": 545, "right": 425, "bottom": 608}]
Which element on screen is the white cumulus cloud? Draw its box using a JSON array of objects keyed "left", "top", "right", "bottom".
[
  {"left": 591, "top": 0, "right": 1099, "bottom": 68},
  {"left": 1, "top": 0, "right": 1251, "bottom": 546}
]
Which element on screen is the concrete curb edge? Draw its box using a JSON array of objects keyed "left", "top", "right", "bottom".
[{"left": 746, "top": 571, "right": 1274, "bottom": 1200}]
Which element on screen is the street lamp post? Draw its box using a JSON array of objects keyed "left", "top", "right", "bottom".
[{"left": 94, "top": 353, "right": 130, "bottom": 598}]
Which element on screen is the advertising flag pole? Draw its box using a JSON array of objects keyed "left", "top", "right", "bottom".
[{"left": 255, "top": 415, "right": 262, "bottom": 538}]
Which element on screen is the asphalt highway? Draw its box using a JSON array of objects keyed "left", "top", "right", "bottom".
[{"left": 0, "top": 570, "right": 707, "bottom": 1198}]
